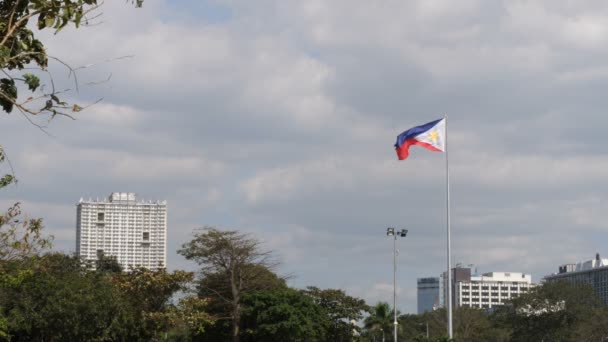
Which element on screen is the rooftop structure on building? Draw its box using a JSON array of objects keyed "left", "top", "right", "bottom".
[
  {"left": 544, "top": 253, "right": 608, "bottom": 304},
  {"left": 76, "top": 192, "right": 167, "bottom": 270}
]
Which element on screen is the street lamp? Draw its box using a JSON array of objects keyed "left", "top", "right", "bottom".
[
  {"left": 419, "top": 322, "right": 429, "bottom": 339},
  {"left": 386, "top": 227, "right": 407, "bottom": 342}
]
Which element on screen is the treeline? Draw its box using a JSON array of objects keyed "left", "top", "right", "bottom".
[
  {"left": 0, "top": 219, "right": 376, "bottom": 341},
  {"left": 3, "top": 209, "right": 608, "bottom": 341},
  {"left": 394, "top": 280, "right": 608, "bottom": 342}
]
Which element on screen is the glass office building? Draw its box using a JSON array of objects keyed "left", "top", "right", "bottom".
[{"left": 417, "top": 277, "right": 440, "bottom": 314}]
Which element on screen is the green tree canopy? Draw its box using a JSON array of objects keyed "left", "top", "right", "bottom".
[
  {"left": 1, "top": 253, "right": 131, "bottom": 341},
  {"left": 179, "top": 227, "right": 284, "bottom": 342},
  {"left": 241, "top": 288, "right": 327, "bottom": 342},
  {"left": 364, "top": 302, "right": 394, "bottom": 340},
  {"left": 494, "top": 280, "right": 602, "bottom": 342},
  {"left": 302, "top": 286, "right": 369, "bottom": 341}
]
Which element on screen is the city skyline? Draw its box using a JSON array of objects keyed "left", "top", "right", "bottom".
[{"left": 3, "top": 1, "right": 608, "bottom": 314}]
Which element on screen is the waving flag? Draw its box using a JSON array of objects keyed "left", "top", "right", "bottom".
[{"left": 394, "top": 118, "right": 445, "bottom": 160}]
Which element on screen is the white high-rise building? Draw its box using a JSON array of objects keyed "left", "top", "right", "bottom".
[{"left": 76, "top": 192, "right": 167, "bottom": 270}]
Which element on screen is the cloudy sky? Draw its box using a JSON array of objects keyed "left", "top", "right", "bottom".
[{"left": 3, "top": 0, "right": 608, "bottom": 313}]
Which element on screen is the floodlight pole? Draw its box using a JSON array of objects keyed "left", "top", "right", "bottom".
[
  {"left": 393, "top": 232, "right": 397, "bottom": 342},
  {"left": 387, "top": 228, "right": 407, "bottom": 342}
]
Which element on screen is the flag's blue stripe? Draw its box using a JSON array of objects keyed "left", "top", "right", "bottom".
[{"left": 394, "top": 118, "right": 443, "bottom": 148}]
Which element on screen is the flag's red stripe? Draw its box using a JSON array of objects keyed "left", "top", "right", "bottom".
[{"left": 395, "top": 139, "right": 442, "bottom": 160}]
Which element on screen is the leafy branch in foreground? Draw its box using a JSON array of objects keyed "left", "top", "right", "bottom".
[
  {"left": 0, "top": 0, "right": 141, "bottom": 126},
  {"left": 0, "top": 202, "right": 52, "bottom": 262}
]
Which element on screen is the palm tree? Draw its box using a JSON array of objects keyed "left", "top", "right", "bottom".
[{"left": 364, "top": 302, "right": 395, "bottom": 341}]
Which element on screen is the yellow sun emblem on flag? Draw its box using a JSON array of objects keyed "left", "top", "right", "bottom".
[{"left": 428, "top": 130, "right": 439, "bottom": 143}]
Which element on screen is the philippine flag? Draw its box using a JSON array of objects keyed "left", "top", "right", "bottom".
[{"left": 394, "top": 118, "right": 446, "bottom": 160}]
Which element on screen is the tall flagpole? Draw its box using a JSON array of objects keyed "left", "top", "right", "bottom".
[{"left": 445, "top": 114, "right": 453, "bottom": 339}]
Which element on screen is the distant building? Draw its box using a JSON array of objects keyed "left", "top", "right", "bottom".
[
  {"left": 417, "top": 277, "right": 440, "bottom": 314},
  {"left": 441, "top": 267, "right": 473, "bottom": 309},
  {"left": 76, "top": 192, "right": 167, "bottom": 270},
  {"left": 442, "top": 267, "right": 534, "bottom": 309},
  {"left": 544, "top": 253, "right": 608, "bottom": 304}
]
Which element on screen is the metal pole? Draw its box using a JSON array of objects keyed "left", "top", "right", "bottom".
[
  {"left": 393, "top": 235, "right": 398, "bottom": 342},
  {"left": 445, "top": 114, "right": 453, "bottom": 339}
]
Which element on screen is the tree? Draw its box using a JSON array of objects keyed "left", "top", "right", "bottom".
[
  {"left": 395, "top": 308, "right": 452, "bottom": 342},
  {"left": 1, "top": 253, "right": 132, "bottom": 341},
  {"left": 571, "top": 306, "right": 608, "bottom": 342},
  {"left": 240, "top": 288, "right": 326, "bottom": 342},
  {"left": 302, "top": 286, "right": 369, "bottom": 341},
  {"left": 197, "top": 263, "right": 287, "bottom": 340},
  {"left": 111, "top": 267, "right": 203, "bottom": 340},
  {"left": 178, "top": 227, "right": 284, "bottom": 342},
  {"left": 453, "top": 306, "right": 509, "bottom": 342},
  {"left": 364, "top": 302, "right": 394, "bottom": 341},
  {"left": 495, "top": 280, "right": 601, "bottom": 342},
  {"left": 146, "top": 296, "right": 215, "bottom": 340}
]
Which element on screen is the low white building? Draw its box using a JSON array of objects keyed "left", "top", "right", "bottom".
[{"left": 455, "top": 272, "right": 534, "bottom": 309}]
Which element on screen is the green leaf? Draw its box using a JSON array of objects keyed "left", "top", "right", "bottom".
[
  {"left": 45, "top": 16, "right": 55, "bottom": 29},
  {"left": 23, "top": 74, "right": 41, "bottom": 92},
  {"left": 0, "top": 78, "right": 17, "bottom": 113},
  {"left": 0, "top": 175, "right": 15, "bottom": 189}
]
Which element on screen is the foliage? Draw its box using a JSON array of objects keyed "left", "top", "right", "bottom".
[
  {"left": 0, "top": 146, "right": 14, "bottom": 190},
  {"left": 94, "top": 250, "right": 123, "bottom": 273},
  {"left": 302, "top": 286, "right": 369, "bottom": 341},
  {"left": 0, "top": 253, "right": 131, "bottom": 341},
  {"left": 0, "top": 202, "right": 52, "bottom": 263},
  {"left": 571, "top": 306, "right": 608, "bottom": 342},
  {"left": 0, "top": 253, "right": 214, "bottom": 341},
  {"left": 494, "top": 280, "right": 602, "bottom": 342},
  {"left": 0, "top": 315, "right": 7, "bottom": 342},
  {"left": 241, "top": 288, "right": 326, "bottom": 342},
  {"left": 179, "top": 227, "right": 283, "bottom": 342},
  {"left": 364, "top": 302, "right": 394, "bottom": 339},
  {"left": 453, "top": 306, "right": 511, "bottom": 342},
  {"left": 146, "top": 296, "right": 215, "bottom": 339},
  {"left": 0, "top": 0, "right": 141, "bottom": 119},
  {"left": 111, "top": 267, "right": 197, "bottom": 340}
]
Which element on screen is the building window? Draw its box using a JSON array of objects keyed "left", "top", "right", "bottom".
[
  {"left": 98, "top": 213, "right": 104, "bottom": 221},
  {"left": 143, "top": 232, "right": 150, "bottom": 241}
]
